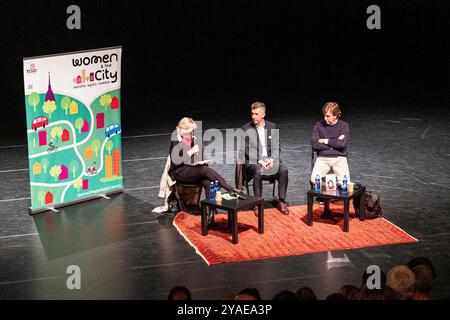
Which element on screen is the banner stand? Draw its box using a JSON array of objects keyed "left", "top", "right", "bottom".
[
  {"left": 28, "top": 189, "right": 123, "bottom": 215},
  {"left": 24, "top": 47, "right": 123, "bottom": 214}
]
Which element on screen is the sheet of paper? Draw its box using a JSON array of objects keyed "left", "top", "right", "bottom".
[
  {"left": 190, "top": 159, "right": 213, "bottom": 166},
  {"left": 222, "top": 193, "right": 238, "bottom": 200}
]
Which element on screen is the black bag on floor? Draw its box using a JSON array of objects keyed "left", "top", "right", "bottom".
[{"left": 353, "top": 190, "right": 383, "bottom": 219}]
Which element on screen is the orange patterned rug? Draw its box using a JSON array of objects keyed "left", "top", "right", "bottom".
[{"left": 172, "top": 204, "right": 418, "bottom": 265}]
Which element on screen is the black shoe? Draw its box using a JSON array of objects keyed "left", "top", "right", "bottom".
[{"left": 277, "top": 201, "right": 290, "bottom": 215}]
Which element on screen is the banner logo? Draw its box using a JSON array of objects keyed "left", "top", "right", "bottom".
[
  {"left": 72, "top": 53, "right": 118, "bottom": 85},
  {"left": 26, "top": 63, "right": 37, "bottom": 74}
]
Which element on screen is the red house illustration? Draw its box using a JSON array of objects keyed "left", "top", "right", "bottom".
[
  {"left": 61, "top": 129, "right": 70, "bottom": 142},
  {"left": 82, "top": 179, "right": 89, "bottom": 190},
  {"left": 81, "top": 120, "right": 89, "bottom": 133},
  {"left": 45, "top": 192, "right": 53, "bottom": 204},
  {"left": 113, "top": 148, "right": 121, "bottom": 176},
  {"left": 38, "top": 131, "right": 47, "bottom": 146},
  {"left": 76, "top": 75, "right": 82, "bottom": 84},
  {"left": 111, "top": 96, "right": 120, "bottom": 109},
  {"left": 96, "top": 113, "right": 104, "bottom": 129},
  {"left": 59, "top": 165, "right": 68, "bottom": 180}
]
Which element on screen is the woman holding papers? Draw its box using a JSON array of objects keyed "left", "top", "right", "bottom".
[{"left": 168, "top": 117, "right": 237, "bottom": 196}]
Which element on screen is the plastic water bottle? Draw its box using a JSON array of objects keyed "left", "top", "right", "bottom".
[
  {"left": 209, "top": 182, "right": 216, "bottom": 201},
  {"left": 315, "top": 175, "right": 321, "bottom": 192},
  {"left": 214, "top": 180, "right": 220, "bottom": 193},
  {"left": 342, "top": 175, "right": 348, "bottom": 192}
]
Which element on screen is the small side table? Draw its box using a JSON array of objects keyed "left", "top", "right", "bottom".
[
  {"left": 201, "top": 194, "right": 264, "bottom": 244},
  {"left": 307, "top": 186, "right": 366, "bottom": 232}
]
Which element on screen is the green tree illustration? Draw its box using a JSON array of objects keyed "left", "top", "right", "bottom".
[
  {"left": 49, "top": 165, "right": 62, "bottom": 181},
  {"left": 37, "top": 191, "right": 46, "bottom": 205},
  {"left": 40, "top": 158, "right": 49, "bottom": 173},
  {"left": 42, "top": 100, "right": 57, "bottom": 119},
  {"left": 73, "top": 179, "right": 82, "bottom": 192},
  {"left": 69, "top": 160, "right": 79, "bottom": 178},
  {"left": 28, "top": 92, "right": 40, "bottom": 112},
  {"left": 50, "top": 126, "right": 63, "bottom": 142},
  {"left": 91, "top": 139, "right": 101, "bottom": 157},
  {"left": 61, "top": 97, "right": 71, "bottom": 115},
  {"left": 106, "top": 140, "right": 114, "bottom": 155},
  {"left": 75, "top": 117, "right": 84, "bottom": 133},
  {"left": 99, "top": 94, "right": 112, "bottom": 110}
]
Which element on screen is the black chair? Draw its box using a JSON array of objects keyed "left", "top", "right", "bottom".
[
  {"left": 243, "top": 168, "right": 277, "bottom": 200},
  {"left": 173, "top": 183, "right": 204, "bottom": 212}
]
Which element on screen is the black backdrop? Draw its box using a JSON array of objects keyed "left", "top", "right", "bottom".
[{"left": 1, "top": 0, "right": 447, "bottom": 133}]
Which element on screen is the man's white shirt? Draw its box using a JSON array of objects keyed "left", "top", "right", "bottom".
[{"left": 256, "top": 124, "right": 268, "bottom": 165}]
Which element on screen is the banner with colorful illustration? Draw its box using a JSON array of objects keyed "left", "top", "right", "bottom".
[{"left": 23, "top": 47, "right": 123, "bottom": 213}]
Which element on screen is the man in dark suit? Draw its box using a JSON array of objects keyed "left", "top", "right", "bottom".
[{"left": 239, "top": 102, "right": 289, "bottom": 215}]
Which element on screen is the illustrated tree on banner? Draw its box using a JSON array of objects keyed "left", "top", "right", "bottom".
[
  {"left": 69, "top": 160, "right": 79, "bottom": 178},
  {"left": 106, "top": 140, "right": 114, "bottom": 155},
  {"left": 49, "top": 165, "right": 62, "bottom": 181},
  {"left": 61, "top": 97, "right": 71, "bottom": 115},
  {"left": 37, "top": 191, "right": 46, "bottom": 205},
  {"left": 75, "top": 117, "right": 84, "bottom": 133},
  {"left": 91, "top": 139, "right": 101, "bottom": 157},
  {"left": 73, "top": 179, "right": 82, "bottom": 192},
  {"left": 28, "top": 92, "right": 40, "bottom": 112},
  {"left": 42, "top": 100, "right": 57, "bottom": 119},
  {"left": 100, "top": 94, "right": 112, "bottom": 110},
  {"left": 41, "top": 158, "right": 49, "bottom": 173},
  {"left": 50, "top": 126, "right": 63, "bottom": 142}
]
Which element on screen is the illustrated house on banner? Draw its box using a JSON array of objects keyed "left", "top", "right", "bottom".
[
  {"left": 111, "top": 96, "right": 119, "bottom": 109},
  {"left": 38, "top": 131, "right": 47, "bottom": 146},
  {"left": 96, "top": 113, "right": 104, "bottom": 129},
  {"left": 59, "top": 165, "right": 68, "bottom": 180},
  {"left": 33, "top": 161, "right": 42, "bottom": 175},
  {"left": 45, "top": 192, "right": 53, "bottom": 204},
  {"left": 81, "top": 120, "right": 89, "bottom": 133},
  {"left": 61, "top": 129, "right": 70, "bottom": 142},
  {"left": 84, "top": 146, "right": 93, "bottom": 159},
  {"left": 105, "top": 155, "right": 113, "bottom": 178},
  {"left": 70, "top": 101, "right": 78, "bottom": 114},
  {"left": 113, "top": 148, "right": 121, "bottom": 176}
]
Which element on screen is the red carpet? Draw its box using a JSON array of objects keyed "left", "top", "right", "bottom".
[{"left": 173, "top": 204, "right": 418, "bottom": 265}]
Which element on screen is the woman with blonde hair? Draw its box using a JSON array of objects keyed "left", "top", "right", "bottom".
[{"left": 169, "top": 117, "right": 237, "bottom": 199}]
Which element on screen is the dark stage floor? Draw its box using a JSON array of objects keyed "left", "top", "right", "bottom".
[{"left": 1, "top": 103, "right": 449, "bottom": 299}]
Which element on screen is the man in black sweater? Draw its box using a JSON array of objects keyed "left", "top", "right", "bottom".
[
  {"left": 310, "top": 102, "right": 350, "bottom": 187},
  {"left": 240, "top": 102, "right": 289, "bottom": 215}
]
